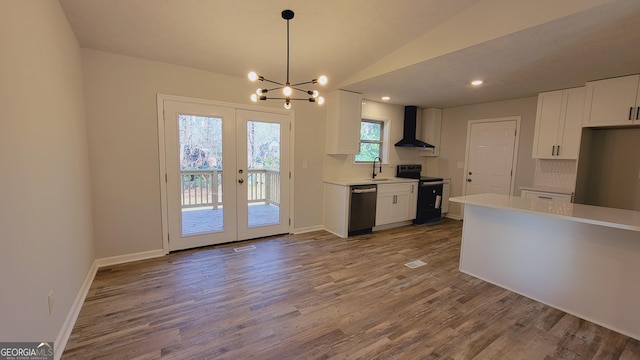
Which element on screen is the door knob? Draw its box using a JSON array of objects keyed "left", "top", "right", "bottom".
[
  {"left": 467, "top": 178, "right": 472, "bottom": 182},
  {"left": 238, "top": 178, "right": 244, "bottom": 184}
]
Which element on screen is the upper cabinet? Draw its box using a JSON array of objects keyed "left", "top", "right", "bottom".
[
  {"left": 325, "top": 90, "right": 363, "bottom": 154},
  {"left": 419, "top": 108, "right": 442, "bottom": 157},
  {"left": 583, "top": 74, "right": 640, "bottom": 127},
  {"left": 532, "top": 87, "right": 585, "bottom": 159}
]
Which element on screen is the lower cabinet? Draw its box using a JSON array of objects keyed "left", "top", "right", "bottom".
[
  {"left": 375, "top": 182, "right": 418, "bottom": 226},
  {"left": 442, "top": 178, "right": 451, "bottom": 214},
  {"left": 521, "top": 189, "right": 572, "bottom": 203}
]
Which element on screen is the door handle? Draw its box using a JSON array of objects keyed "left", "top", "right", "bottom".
[
  {"left": 467, "top": 178, "right": 472, "bottom": 182},
  {"left": 238, "top": 178, "right": 244, "bottom": 184}
]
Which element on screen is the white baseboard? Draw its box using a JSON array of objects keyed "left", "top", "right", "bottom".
[
  {"left": 445, "top": 213, "right": 463, "bottom": 221},
  {"left": 54, "top": 260, "right": 98, "bottom": 360},
  {"left": 292, "top": 225, "right": 324, "bottom": 234},
  {"left": 95, "top": 249, "right": 165, "bottom": 268},
  {"left": 373, "top": 220, "right": 413, "bottom": 232},
  {"left": 54, "top": 249, "right": 165, "bottom": 359}
]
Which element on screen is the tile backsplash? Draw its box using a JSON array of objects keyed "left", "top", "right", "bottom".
[{"left": 533, "top": 159, "right": 577, "bottom": 191}]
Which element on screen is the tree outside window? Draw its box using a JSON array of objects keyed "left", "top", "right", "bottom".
[{"left": 355, "top": 119, "right": 383, "bottom": 162}]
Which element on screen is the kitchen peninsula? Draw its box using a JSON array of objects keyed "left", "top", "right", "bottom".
[{"left": 450, "top": 194, "right": 640, "bottom": 341}]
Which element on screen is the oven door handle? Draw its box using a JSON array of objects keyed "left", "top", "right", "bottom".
[{"left": 420, "top": 181, "right": 444, "bottom": 186}]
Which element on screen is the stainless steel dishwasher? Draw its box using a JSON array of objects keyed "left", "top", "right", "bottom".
[{"left": 348, "top": 184, "right": 377, "bottom": 236}]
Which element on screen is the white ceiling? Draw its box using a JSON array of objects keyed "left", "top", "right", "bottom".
[{"left": 59, "top": 0, "right": 640, "bottom": 108}]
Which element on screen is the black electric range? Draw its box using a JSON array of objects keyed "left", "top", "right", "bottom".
[{"left": 396, "top": 165, "right": 443, "bottom": 224}]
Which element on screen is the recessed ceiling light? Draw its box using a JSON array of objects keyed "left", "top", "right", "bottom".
[
  {"left": 471, "top": 79, "right": 484, "bottom": 86},
  {"left": 381, "top": 96, "right": 391, "bottom": 101}
]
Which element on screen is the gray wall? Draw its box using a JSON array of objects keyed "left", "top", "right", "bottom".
[
  {"left": 82, "top": 49, "right": 327, "bottom": 258},
  {"left": 425, "top": 96, "right": 538, "bottom": 218},
  {"left": 575, "top": 128, "right": 640, "bottom": 210},
  {"left": 0, "top": 1, "right": 95, "bottom": 343}
]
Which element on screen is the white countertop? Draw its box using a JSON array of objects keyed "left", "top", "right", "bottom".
[
  {"left": 450, "top": 193, "right": 640, "bottom": 232},
  {"left": 519, "top": 186, "right": 573, "bottom": 195},
  {"left": 324, "top": 177, "right": 419, "bottom": 186}
]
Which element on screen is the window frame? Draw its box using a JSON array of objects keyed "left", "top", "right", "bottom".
[{"left": 355, "top": 118, "right": 385, "bottom": 163}]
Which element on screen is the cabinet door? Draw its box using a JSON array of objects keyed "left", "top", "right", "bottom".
[
  {"left": 441, "top": 180, "right": 450, "bottom": 214},
  {"left": 325, "top": 90, "right": 363, "bottom": 154},
  {"left": 557, "top": 87, "right": 585, "bottom": 159},
  {"left": 389, "top": 193, "right": 411, "bottom": 223},
  {"left": 532, "top": 90, "right": 563, "bottom": 159},
  {"left": 375, "top": 193, "right": 394, "bottom": 226},
  {"left": 408, "top": 183, "right": 417, "bottom": 219},
  {"left": 584, "top": 75, "right": 640, "bottom": 126}
]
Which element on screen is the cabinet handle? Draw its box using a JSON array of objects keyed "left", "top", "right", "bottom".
[
  {"left": 393, "top": 195, "right": 397, "bottom": 204},
  {"left": 552, "top": 145, "right": 556, "bottom": 156},
  {"left": 557, "top": 145, "right": 560, "bottom": 156},
  {"left": 538, "top": 196, "right": 553, "bottom": 200},
  {"left": 637, "top": 106, "right": 639, "bottom": 120},
  {"left": 630, "top": 107, "right": 634, "bottom": 121}
]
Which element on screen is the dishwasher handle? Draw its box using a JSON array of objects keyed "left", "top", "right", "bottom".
[{"left": 351, "top": 187, "right": 377, "bottom": 194}]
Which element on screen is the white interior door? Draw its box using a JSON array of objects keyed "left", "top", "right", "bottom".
[
  {"left": 464, "top": 119, "right": 518, "bottom": 196},
  {"left": 162, "top": 100, "right": 291, "bottom": 251}
]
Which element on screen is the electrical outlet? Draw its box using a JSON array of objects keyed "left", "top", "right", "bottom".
[{"left": 48, "top": 291, "right": 54, "bottom": 315}]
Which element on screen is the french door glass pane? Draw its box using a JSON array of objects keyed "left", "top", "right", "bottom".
[
  {"left": 178, "top": 115, "right": 223, "bottom": 236},
  {"left": 246, "top": 121, "right": 280, "bottom": 227}
]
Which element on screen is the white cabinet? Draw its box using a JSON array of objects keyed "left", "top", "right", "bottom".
[
  {"left": 375, "top": 182, "right": 418, "bottom": 226},
  {"left": 532, "top": 87, "right": 584, "bottom": 159},
  {"left": 418, "top": 108, "right": 442, "bottom": 157},
  {"left": 583, "top": 74, "right": 640, "bottom": 127},
  {"left": 323, "top": 183, "right": 351, "bottom": 237},
  {"left": 442, "top": 178, "right": 451, "bottom": 214},
  {"left": 521, "top": 189, "right": 572, "bottom": 203},
  {"left": 325, "top": 90, "right": 363, "bottom": 154}
]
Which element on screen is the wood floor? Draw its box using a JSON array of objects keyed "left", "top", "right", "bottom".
[{"left": 63, "top": 219, "right": 640, "bottom": 359}]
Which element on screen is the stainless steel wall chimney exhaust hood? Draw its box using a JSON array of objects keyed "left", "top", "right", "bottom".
[{"left": 395, "top": 106, "right": 435, "bottom": 148}]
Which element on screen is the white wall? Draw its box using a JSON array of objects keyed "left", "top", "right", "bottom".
[
  {"left": 426, "top": 97, "right": 538, "bottom": 218},
  {"left": 0, "top": 1, "right": 94, "bottom": 343},
  {"left": 82, "top": 49, "right": 326, "bottom": 258}
]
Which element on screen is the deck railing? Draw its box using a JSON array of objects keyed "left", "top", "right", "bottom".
[{"left": 180, "top": 169, "right": 280, "bottom": 209}]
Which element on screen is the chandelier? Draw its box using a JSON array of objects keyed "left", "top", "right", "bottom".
[{"left": 248, "top": 9, "right": 327, "bottom": 109}]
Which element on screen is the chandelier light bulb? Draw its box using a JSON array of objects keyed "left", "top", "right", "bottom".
[{"left": 246, "top": 10, "right": 327, "bottom": 108}]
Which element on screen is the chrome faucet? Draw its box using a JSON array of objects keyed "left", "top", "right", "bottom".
[{"left": 372, "top": 157, "right": 382, "bottom": 178}]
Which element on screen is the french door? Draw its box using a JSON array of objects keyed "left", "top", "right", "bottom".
[{"left": 162, "top": 98, "right": 290, "bottom": 252}]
